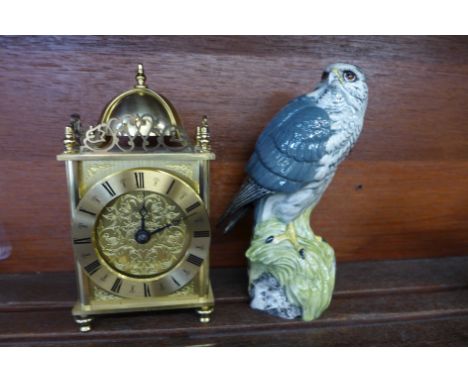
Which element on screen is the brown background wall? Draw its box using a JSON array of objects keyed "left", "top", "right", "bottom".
[{"left": 0, "top": 36, "right": 467, "bottom": 273}]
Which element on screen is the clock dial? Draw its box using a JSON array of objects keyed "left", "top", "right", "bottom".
[
  {"left": 95, "top": 191, "right": 189, "bottom": 278},
  {"left": 72, "top": 168, "right": 210, "bottom": 298}
]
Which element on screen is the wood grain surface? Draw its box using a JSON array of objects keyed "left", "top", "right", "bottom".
[
  {"left": 1, "top": 36, "right": 468, "bottom": 272},
  {"left": 1, "top": 256, "right": 467, "bottom": 346}
]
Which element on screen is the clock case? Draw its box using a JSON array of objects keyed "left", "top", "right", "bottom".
[{"left": 57, "top": 65, "right": 215, "bottom": 332}]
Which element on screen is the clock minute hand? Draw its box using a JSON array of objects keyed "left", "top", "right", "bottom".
[
  {"left": 149, "top": 213, "right": 194, "bottom": 236},
  {"left": 149, "top": 218, "right": 181, "bottom": 236}
]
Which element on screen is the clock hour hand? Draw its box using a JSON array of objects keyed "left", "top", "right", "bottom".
[
  {"left": 135, "top": 195, "right": 151, "bottom": 244},
  {"left": 139, "top": 203, "right": 148, "bottom": 230}
]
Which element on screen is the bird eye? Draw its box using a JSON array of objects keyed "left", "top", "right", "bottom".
[
  {"left": 343, "top": 70, "right": 357, "bottom": 82},
  {"left": 321, "top": 71, "right": 329, "bottom": 81}
]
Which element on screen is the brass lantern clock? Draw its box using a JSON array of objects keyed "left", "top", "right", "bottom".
[{"left": 57, "top": 65, "right": 215, "bottom": 332}]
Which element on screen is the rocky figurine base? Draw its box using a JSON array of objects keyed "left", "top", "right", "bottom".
[{"left": 246, "top": 207, "right": 336, "bottom": 321}]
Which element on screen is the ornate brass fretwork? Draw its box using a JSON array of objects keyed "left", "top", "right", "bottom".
[{"left": 82, "top": 114, "right": 191, "bottom": 153}]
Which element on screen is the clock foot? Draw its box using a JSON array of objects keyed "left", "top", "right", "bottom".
[
  {"left": 196, "top": 306, "right": 214, "bottom": 323},
  {"left": 74, "top": 315, "right": 93, "bottom": 333}
]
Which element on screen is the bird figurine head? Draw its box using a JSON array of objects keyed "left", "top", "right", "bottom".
[{"left": 311, "top": 63, "right": 368, "bottom": 116}]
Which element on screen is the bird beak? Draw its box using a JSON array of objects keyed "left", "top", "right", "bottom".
[{"left": 330, "top": 68, "right": 344, "bottom": 86}]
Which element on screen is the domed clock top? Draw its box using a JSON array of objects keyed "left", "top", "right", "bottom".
[
  {"left": 63, "top": 64, "right": 211, "bottom": 155},
  {"left": 100, "top": 64, "right": 182, "bottom": 127}
]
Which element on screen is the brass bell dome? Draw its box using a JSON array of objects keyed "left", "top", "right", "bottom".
[
  {"left": 70, "top": 64, "right": 210, "bottom": 154},
  {"left": 100, "top": 64, "right": 182, "bottom": 127}
]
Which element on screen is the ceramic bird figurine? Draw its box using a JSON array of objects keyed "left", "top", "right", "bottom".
[{"left": 219, "top": 63, "right": 368, "bottom": 321}]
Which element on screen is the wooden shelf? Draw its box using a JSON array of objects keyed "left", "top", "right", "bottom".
[{"left": 1, "top": 256, "right": 468, "bottom": 346}]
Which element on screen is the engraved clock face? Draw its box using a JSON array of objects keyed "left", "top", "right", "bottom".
[
  {"left": 95, "top": 190, "right": 190, "bottom": 278},
  {"left": 72, "top": 168, "right": 211, "bottom": 298}
]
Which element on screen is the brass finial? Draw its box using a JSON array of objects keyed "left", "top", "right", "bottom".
[
  {"left": 135, "top": 63, "right": 147, "bottom": 88},
  {"left": 64, "top": 125, "right": 78, "bottom": 154},
  {"left": 63, "top": 114, "right": 81, "bottom": 153},
  {"left": 195, "top": 115, "right": 211, "bottom": 153}
]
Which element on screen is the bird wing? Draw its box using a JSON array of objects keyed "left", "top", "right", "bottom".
[
  {"left": 247, "top": 96, "right": 332, "bottom": 193},
  {"left": 219, "top": 97, "right": 332, "bottom": 233}
]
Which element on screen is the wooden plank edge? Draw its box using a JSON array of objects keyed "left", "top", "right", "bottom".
[
  {"left": 2, "top": 283, "right": 467, "bottom": 312},
  {"left": 1, "top": 305, "right": 467, "bottom": 345}
]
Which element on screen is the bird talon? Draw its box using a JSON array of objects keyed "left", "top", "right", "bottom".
[{"left": 267, "top": 223, "right": 303, "bottom": 251}]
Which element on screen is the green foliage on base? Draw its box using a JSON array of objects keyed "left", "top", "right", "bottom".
[{"left": 246, "top": 207, "right": 336, "bottom": 321}]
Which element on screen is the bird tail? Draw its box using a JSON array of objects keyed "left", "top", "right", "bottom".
[
  {"left": 218, "top": 205, "right": 250, "bottom": 234},
  {"left": 217, "top": 177, "right": 272, "bottom": 234}
]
